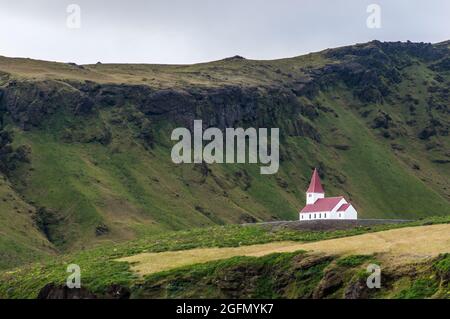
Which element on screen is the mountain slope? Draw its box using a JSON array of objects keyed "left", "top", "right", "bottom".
[
  {"left": 0, "top": 177, "right": 55, "bottom": 269},
  {"left": 0, "top": 40, "right": 449, "bottom": 268}
]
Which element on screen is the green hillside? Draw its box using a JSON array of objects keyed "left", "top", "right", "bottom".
[
  {"left": 1, "top": 216, "right": 449, "bottom": 299},
  {"left": 0, "top": 40, "right": 449, "bottom": 269}
]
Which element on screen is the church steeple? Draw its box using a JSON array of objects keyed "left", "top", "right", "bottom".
[{"left": 306, "top": 168, "right": 325, "bottom": 204}]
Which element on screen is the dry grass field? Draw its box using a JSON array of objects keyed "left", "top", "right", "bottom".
[{"left": 119, "top": 224, "right": 450, "bottom": 275}]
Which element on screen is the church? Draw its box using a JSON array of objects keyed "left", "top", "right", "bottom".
[{"left": 299, "top": 168, "right": 358, "bottom": 221}]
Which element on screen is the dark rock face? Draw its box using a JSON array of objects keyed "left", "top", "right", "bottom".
[
  {"left": 290, "top": 117, "right": 321, "bottom": 141},
  {"left": 0, "top": 129, "right": 30, "bottom": 174},
  {"left": 326, "top": 41, "right": 448, "bottom": 63},
  {"left": 0, "top": 130, "right": 14, "bottom": 172},
  {"left": 74, "top": 96, "right": 95, "bottom": 115},
  {"left": 76, "top": 83, "right": 246, "bottom": 128},
  {"left": 313, "top": 270, "right": 343, "bottom": 298},
  {"left": 105, "top": 284, "right": 131, "bottom": 299},
  {"left": 1, "top": 78, "right": 325, "bottom": 143},
  {"left": 37, "top": 284, "right": 97, "bottom": 299},
  {"left": 318, "top": 41, "right": 450, "bottom": 104},
  {"left": 301, "top": 60, "right": 393, "bottom": 104},
  {"left": 85, "top": 84, "right": 285, "bottom": 131},
  {"left": 37, "top": 283, "right": 130, "bottom": 299},
  {"left": 0, "top": 81, "right": 84, "bottom": 130},
  {"left": 344, "top": 279, "right": 369, "bottom": 299},
  {"left": 293, "top": 254, "right": 332, "bottom": 270},
  {"left": 215, "top": 264, "right": 264, "bottom": 298}
]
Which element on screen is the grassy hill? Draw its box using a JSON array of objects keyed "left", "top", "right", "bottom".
[
  {"left": 0, "top": 40, "right": 449, "bottom": 269},
  {"left": 1, "top": 216, "right": 449, "bottom": 299}
]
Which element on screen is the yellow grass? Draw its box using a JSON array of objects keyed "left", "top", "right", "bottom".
[
  {"left": 118, "top": 241, "right": 303, "bottom": 276},
  {"left": 0, "top": 53, "right": 324, "bottom": 88},
  {"left": 119, "top": 224, "right": 450, "bottom": 276}
]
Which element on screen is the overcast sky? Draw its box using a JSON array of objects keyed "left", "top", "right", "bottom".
[{"left": 0, "top": 0, "right": 449, "bottom": 64}]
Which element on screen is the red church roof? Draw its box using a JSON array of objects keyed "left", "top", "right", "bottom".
[
  {"left": 300, "top": 197, "right": 344, "bottom": 213},
  {"left": 306, "top": 168, "right": 325, "bottom": 193},
  {"left": 337, "top": 203, "right": 350, "bottom": 211}
]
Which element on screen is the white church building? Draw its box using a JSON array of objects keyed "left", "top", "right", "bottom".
[{"left": 299, "top": 168, "right": 358, "bottom": 221}]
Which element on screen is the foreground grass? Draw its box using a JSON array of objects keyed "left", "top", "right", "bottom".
[
  {"left": 0, "top": 215, "right": 449, "bottom": 298},
  {"left": 133, "top": 252, "right": 450, "bottom": 299},
  {"left": 120, "top": 223, "right": 450, "bottom": 277}
]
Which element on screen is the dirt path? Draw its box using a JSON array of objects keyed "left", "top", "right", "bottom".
[{"left": 118, "top": 224, "right": 450, "bottom": 276}]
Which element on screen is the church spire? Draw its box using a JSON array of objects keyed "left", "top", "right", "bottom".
[{"left": 307, "top": 168, "right": 324, "bottom": 194}]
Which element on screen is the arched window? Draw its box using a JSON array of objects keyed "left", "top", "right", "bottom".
[
  {"left": 309, "top": 214, "right": 311, "bottom": 219},
  {"left": 319, "top": 213, "right": 321, "bottom": 218},
  {"left": 324, "top": 213, "right": 327, "bottom": 218}
]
